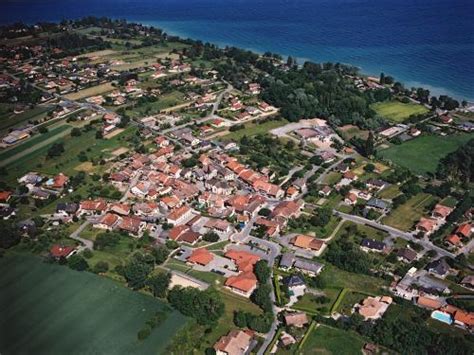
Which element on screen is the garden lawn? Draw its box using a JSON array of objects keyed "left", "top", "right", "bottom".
[
  {"left": 300, "top": 325, "right": 365, "bottom": 355},
  {"left": 318, "top": 264, "right": 388, "bottom": 295},
  {"left": 379, "top": 134, "right": 471, "bottom": 176},
  {"left": 378, "top": 184, "right": 401, "bottom": 200},
  {"left": 0, "top": 253, "right": 187, "bottom": 355},
  {"left": 382, "top": 193, "right": 438, "bottom": 231},
  {"left": 371, "top": 101, "right": 428, "bottom": 122},
  {"left": 219, "top": 119, "right": 288, "bottom": 142}
]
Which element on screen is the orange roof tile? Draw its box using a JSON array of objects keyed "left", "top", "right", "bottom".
[
  {"left": 187, "top": 248, "right": 214, "bottom": 266},
  {"left": 225, "top": 271, "right": 257, "bottom": 293}
]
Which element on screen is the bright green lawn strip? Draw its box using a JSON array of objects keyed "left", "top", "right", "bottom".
[
  {"left": 298, "top": 321, "right": 317, "bottom": 350},
  {"left": 0, "top": 253, "right": 187, "bottom": 355},
  {"left": 379, "top": 134, "right": 471, "bottom": 175},
  {"left": 330, "top": 288, "right": 349, "bottom": 313},
  {"left": 318, "top": 264, "right": 389, "bottom": 294},
  {"left": 371, "top": 101, "right": 428, "bottom": 122},
  {"left": 264, "top": 328, "right": 283, "bottom": 355}
]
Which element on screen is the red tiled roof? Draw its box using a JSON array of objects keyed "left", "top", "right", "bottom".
[
  {"left": 99, "top": 213, "right": 119, "bottom": 227},
  {"left": 445, "top": 234, "right": 461, "bottom": 245},
  {"left": 456, "top": 223, "right": 472, "bottom": 238},
  {"left": 169, "top": 225, "right": 189, "bottom": 240},
  {"left": 187, "top": 248, "right": 214, "bottom": 266},
  {"left": 0, "top": 191, "right": 12, "bottom": 202},
  {"left": 52, "top": 173, "right": 68, "bottom": 188},
  {"left": 225, "top": 250, "right": 260, "bottom": 272},
  {"left": 225, "top": 271, "right": 257, "bottom": 293},
  {"left": 118, "top": 217, "right": 141, "bottom": 233},
  {"left": 50, "top": 244, "right": 75, "bottom": 258}
]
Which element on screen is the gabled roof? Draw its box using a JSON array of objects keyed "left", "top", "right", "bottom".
[
  {"left": 456, "top": 223, "right": 472, "bottom": 238},
  {"left": 361, "top": 238, "right": 386, "bottom": 251},
  {"left": 225, "top": 250, "right": 260, "bottom": 272},
  {"left": 50, "top": 244, "right": 75, "bottom": 258},
  {"left": 225, "top": 271, "right": 257, "bottom": 293},
  {"left": 187, "top": 248, "right": 214, "bottom": 266}
]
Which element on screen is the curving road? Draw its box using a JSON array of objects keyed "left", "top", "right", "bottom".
[{"left": 334, "top": 211, "right": 456, "bottom": 259}]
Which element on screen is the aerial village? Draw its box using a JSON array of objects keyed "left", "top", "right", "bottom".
[{"left": 0, "top": 18, "right": 473, "bottom": 354}]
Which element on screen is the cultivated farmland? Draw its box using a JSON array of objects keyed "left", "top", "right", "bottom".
[{"left": 0, "top": 254, "right": 187, "bottom": 355}]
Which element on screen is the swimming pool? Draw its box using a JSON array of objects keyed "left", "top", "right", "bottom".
[{"left": 431, "top": 310, "right": 453, "bottom": 325}]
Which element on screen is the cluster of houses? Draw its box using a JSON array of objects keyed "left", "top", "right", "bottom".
[
  {"left": 391, "top": 260, "right": 474, "bottom": 331},
  {"left": 221, "top": 91, "right": 276, "bottom": 122},
  {"left": 415, "top": 203, "right": 473, "bottom": 249},
  {"left": 0, "top": 172, "right": 72, "bottom": 211}
]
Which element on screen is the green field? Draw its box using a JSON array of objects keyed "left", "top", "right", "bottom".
[
  {"left": 379, "top": 134, "right": 472, "bottom": 175},
  {"left": 0, "top": 253, "right": 187, "bottom": 354},
  {"left": 382, "top": 193, "right": 438, "bottom": 231},
  {"left": 300, "top": 325, "right": 365, "bottom": 354},
  {"left": 219, "top": 119, "right": 288, "bottom": 142},
  {"left": 0, "top": 124, "right": 71, "bottom": 161},
  {"left": 371, "top": 101, "right": 429, "bottom": 122},
  {"left": 2, "top": 126, "right": 137, "bottom": 184},
  {"left": 0, "top": 105, "right": 53, "bottom": 133}
]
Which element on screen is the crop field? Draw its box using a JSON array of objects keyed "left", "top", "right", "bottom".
[
  {"left": 379, "top": 134, "right": 471, "bottom": 175},
  {"left": 300, "top": 325, "right": 365, "bottom": 354},
  {"left": 2, "top": 126, "right": 137, "bottom": 184},
  {"left": 382, "top": 193, "right": 438, "bottom": 231},
  {"left": 371, "top": 101, "right": 429, "bottom": 122},
  {"left": 64, "top": 82, "right": 115, "bottom": 100},
  {"left": 0, "top": 253, "right": 187, "bottom": 355}
]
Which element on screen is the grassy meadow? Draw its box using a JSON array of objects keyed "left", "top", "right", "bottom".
[
  {"left": 371, "top": 101, "right": 428, "bottom": 122},
  {"left": 379, "top": 134, "right": 471, "bottom": 175}
]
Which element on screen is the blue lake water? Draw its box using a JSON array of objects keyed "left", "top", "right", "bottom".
[{"left": 1, "top": 0, "right": 473, "bottom": 100}]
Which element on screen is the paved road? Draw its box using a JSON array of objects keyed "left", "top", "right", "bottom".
[
  {"left": 335, "top": 211, "right": 456, "bottom": 259},
  {"left": 69, "top": 221, "right": 93, "bottom": 249}
]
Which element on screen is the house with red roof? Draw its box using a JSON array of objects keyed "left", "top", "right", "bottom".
[
  {"left": 78, "top": 199, "right": 108, "bottom": 216},
  {"left": 225, "top": 271, "right": 258, "bottom": 297},
  {"left": 51, "top": 173, "right": 69, "bottom": 189},
  {"left": 416, "top": 217, "right": 439, "bottom": 236},
  {"left": 431, "top": 204, "right": 453, "bottom": 221},
  {"left": 445, "top": 234, "right": 462, "bottom": 246},
  {"left": 95, "top": 213, "right": 121, "bottom": 230},
  {"left": 167, "top": 205, "right": 193, "bottom": 225},
  {"left": 118, "top": 217, "right": 143, "bottom": 235},
  {"left": 0, "top": 191, "right": 12, "bottom": 203},
  {"left": 455, "top": 223, "right": 472, "bottom": 239},
  {"left": 187, "top": 248, "right": 214, "bottom": 266},
  {"left": 50, "top": 244, "right": 76, "bottom": 259}
]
